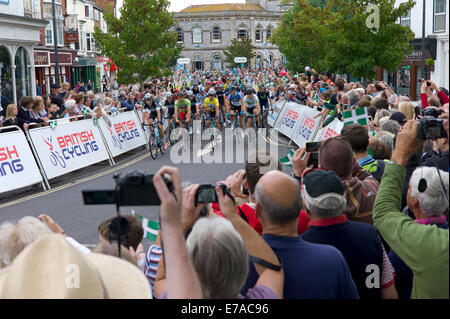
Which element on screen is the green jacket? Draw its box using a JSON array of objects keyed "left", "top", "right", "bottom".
[{"left": 373, "top": 163, "right": 449, "bottom": 299}]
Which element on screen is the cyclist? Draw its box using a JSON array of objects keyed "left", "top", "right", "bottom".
[
  {"left": 226, "top": 86, "right": 244, "bottom": 129},
  {"left": 163, "top": 92, "right": 175, "bottom": 131},
  {"left": 243, "top": 88, "right": 261, "bottom": 128},
  {"left": 216, "top": 84, "right": 227, "bottom": 125},
  {"left": 203, "top": 88, "right": 221, "bottom": 130},
  {"left": 187, "top": 90, "right": 200, "bottom": 120},
  {"left": 174, "top": 91, "right": 192, "bottom": 132},
  {"left": 142, "top": 93, "right": 165, "bottom": 147},
  {"left": 257, "top": 84, "right": 271, "bottom": 125},
  {"left": 196, "top": 87, "right": 207, "bottom": 113}
]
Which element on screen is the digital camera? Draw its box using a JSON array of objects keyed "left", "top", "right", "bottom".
[
  {"left": 417, "top": 116, "right": 446, "bottom": 140},
  {"left": 82, "top": 171, "right": 174, "bottom": 206}
]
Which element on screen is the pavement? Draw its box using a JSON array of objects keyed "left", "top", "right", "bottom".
[{"left": 0, "top": 129, "right": 294, "bottom": 247}]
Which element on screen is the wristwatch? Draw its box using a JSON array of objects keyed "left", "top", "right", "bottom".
[{"left": 291, "top": 172, "right": 302, "bottom": 182}]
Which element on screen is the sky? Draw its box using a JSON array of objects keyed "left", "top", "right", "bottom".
[{"left": 169, "top": 0, "right": 246, "bottom": 13}]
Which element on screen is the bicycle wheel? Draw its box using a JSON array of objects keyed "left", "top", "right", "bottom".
[
  {"left": 159, "top": 138, "right": 165, "bottom": 155},
  {"left": 149, "top": 136, "right": 158, "bottom": 159},
  {"left": 169, "top": 123, "right": 177, "bottom": 144}
]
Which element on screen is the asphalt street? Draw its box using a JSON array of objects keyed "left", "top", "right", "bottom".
[{"left": 0, "top": 130, "right": 294, "bottom": 247}]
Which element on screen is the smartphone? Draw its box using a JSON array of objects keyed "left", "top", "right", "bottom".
[
  {"left": 426, "top": 81, "right": 431, "bottom": 87},
  {"left": 306, "top": 141, "right": 322, "bottom": 153},
  {"left": 82, "top": 190, "right": 116, "bottom": 205},
  {"left": 306, "top": 142, "right": 322, "bottom": 168}
]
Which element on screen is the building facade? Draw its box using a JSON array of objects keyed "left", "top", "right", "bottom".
[
  {"left": 174, "top": 0, "right": 290, "bottom": 71},
  {"left": 0, "top": 0, "right": 46, "bottom": 105},
  {"left": 381, "top": 0, "right": 448, "bottom": 100}
]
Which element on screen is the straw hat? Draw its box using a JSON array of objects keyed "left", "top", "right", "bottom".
[{"left": 0, "top": 234, "right": 151, "bottom": 299}]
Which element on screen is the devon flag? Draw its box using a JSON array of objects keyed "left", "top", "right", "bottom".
[
  {"left": 280, "top": 149, "right": 295, "bottom": 167},
  {"left": 133, "top": 212, "right": 159, "bottom": 241},
  {"left": 49, "top": 120, "right": 58, "bottom": 129},
  {"left": 343, "top": 107, "right": 370, "bottom": 126}
]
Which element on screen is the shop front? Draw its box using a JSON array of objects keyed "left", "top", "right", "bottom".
[
  {"left": 377, "top": 37, "right": 437, "bottom": 101},
  {"left": 71, "top": 57, "right": 97, "bottom": 92},
  {"left": 34, "top": 48, "right": 76, "bottom": 95},
  {"left": 0, "top": 12, "right": 47, "bottom": 105}
]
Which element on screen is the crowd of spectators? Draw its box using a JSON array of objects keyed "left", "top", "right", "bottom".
[{"left": 0, "top": 68, "right": 448, "bottom": 299}]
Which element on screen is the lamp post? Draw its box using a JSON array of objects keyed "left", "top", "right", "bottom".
[
  {"left": 420, "top": 0, "right": 426, "bottom": 80},
  {"left": 52, "top": 0, "right": 60, "bottom": 85}
]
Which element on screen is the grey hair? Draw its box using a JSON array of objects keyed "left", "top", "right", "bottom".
[
  {"left": 305, "top": 196, "right": 347, "bottom": 219},
  {"left": 0, "top": 216, "right": 53, "bottom": 267},
  {"left": 409, "top": 167, "right": 449, "bottom": 217},
  {"left": 186, "top": 216, "right": 248, "bottom": 298},
  {"left": 374, "top": 131, "right": 395, "bottom": 152},
  {"left": 374, "top": 109, "right": 391, "bottom": 127},
  {"left": 254, "top": 182, "right": 301, "bottom": 224},
  {"left": 346, "top": 89, "right": 360, "bottom": 104},
  {"left": 381, "top": 120, "right": 401, "bottom": 135}
]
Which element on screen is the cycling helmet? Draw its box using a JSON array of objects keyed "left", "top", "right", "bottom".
[
  {"left": 176, "top": 91, "right": 185, "bottom": 98},
  {"left": 245, "top": 89, "right": 253, "bottom": 96},
  {"left": 187, "top": 90, "right": 194, "bottom": 96},
  {"left": 166, "top": 92, "right": 173, "bottom": 98},
  {"left": 144, "top": 93, "right": 152, "bottom": 100},
  {"left": 208, "top": 88, "right": 216, "bottom": 95}
]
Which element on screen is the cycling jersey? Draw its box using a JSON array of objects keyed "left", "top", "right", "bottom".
[
  {"left": 204, "top": 97, "right": 219, "bottom": 113},
  {"left": 244, "top": 95, "right": 259, "bottom": 110},
  {"left": 175, "top": 98, "right": 191, "bottom": 121},
  {"left": 226, "top": 92, "right": 242, "bottom": 107},
  {"left": 144, "top": 101, "right": 160, "bottom": 120},
  {"left": 164, "top": 99, "right": 175, "bottom": 117},
  {"left": 216, "top": 90, "right": 225, "bottom": 106},
  {"left": 197, "top": 93, "right": 207, "bottom": 106},
  {"left": 257, "top": 90, "right": 270, "bottom": 107}
]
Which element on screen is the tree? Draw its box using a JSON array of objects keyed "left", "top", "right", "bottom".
[
  {"left": 224, "top": 38, "right": 255, "bottom": 68},
  {"left": 94, "top": 0, "right": 182, "bottom": 84},
  {"left": 273, "top": 0, "right": 415, "bottom": 82},
  {"left": 272, "top": 0, "right": 339, "bottom": 73}
]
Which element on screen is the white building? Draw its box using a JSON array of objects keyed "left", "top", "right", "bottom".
[
  {"left": 173, "top": 0, "right": 290, "bottom": 71},
  {"left": 390, "top": 0, "right": 448, "bottom": 99},
  {"left": 0, "top": 0, "right": 46, "bottom": 105}
]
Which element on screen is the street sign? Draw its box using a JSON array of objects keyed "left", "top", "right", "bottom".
[
  {"left": 177, "top": 58, "right": 190, "bottom": 65},
  {"left": 234, "top": 57, "right": 247, "bottom": 63}
]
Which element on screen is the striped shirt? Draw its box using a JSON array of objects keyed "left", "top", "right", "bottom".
[{"left": 144, "top": 244, "right": 163, "bottom": 298}]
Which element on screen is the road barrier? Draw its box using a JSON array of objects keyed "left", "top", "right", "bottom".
[
  {"left": 1, "top": 101, "right": 344, "bottom": 195},
  {"left": 0, "top": 126, "right": 44, "bottom": 193}
]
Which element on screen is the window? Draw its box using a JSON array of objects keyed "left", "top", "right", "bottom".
[
  {"left": 176, "top": 28, "right": 184, "bottom": 43},
  {"left": 85, "top": 5, "right": 90, "bottom": 17},
  {"left": 57, "top": 20, "right": 64, "bottom": 45},
  {"left": 86, "top": 32, "right": 93, "bottom": 51},
  {"left": 193, "top": 28, "right": 202, "bottom": 43},
  {"left": 212, "top": 26, "right": 221, "bottom": 42},
  {"left": 399, "top": 6, "right": 411, "bottom": 27},
  {"left": 95, "top": 9, "right": 99, "bottom": 21},
  {"left": 46, "top": 20, "right": 53, "bottom": 45},
  {"left": 434, "top": 0, "right": 446, "bottom": 32},
  {"left": 255, "top": 28, "right": 262, "bottom": 42},
  {"left": 238, "top": 29, "right": 247, "bottom": 39},
  {"left": 266, "top": 26, "right": 273, "bottom": 42}
]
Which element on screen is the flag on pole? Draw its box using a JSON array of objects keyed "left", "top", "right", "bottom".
[
  {"left": 342, "top": 107, "right": 370, "bottom": 126},
  {"left": 81, "top": 105, "right": 92, "bottom": 117},
  {"left": 280, "top": 149, "right": 296, "bottom": 167},
  {"left": 49, "top": 120, "right": 58, "bottom": 129},
  {"left": 133, "top": 212, "right": 159, "bottom": 241}
]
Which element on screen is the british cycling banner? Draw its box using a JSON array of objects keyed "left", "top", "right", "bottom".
[
  {"left": 28, "top": 119, "right": 109, "bottom": 180},
  {"left": 0, "top": 129, "right": 43, "bottom": 193},
  {"left": 315, "top": 119, "right": 344, "bottom": 142},
  {"left": 290, "top": 107, "right": 322, "bottom": 146},
  {"left": 98, "top": 111, "right": 147, "bottom": 158},
  {"left": 275, "top": 102, "right": 302, "bottom": 139}
]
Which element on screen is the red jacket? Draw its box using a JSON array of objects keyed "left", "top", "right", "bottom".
[
  {"left": 421, "top": 90, "right": 449, "bottom": 109},
  {"left": 212, "top": 202, "right": 311, "bottom": 235}
]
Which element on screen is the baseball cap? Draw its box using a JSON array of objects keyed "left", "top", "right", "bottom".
[
  {"left": 389, "top": 111, "right": 407, "bottom": 125},
  {"left": 50, "top": 83, "right": 60, "bottom": 89},
  {"left": 301, "top": 170, "right": 346, "bottom": 211}
]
